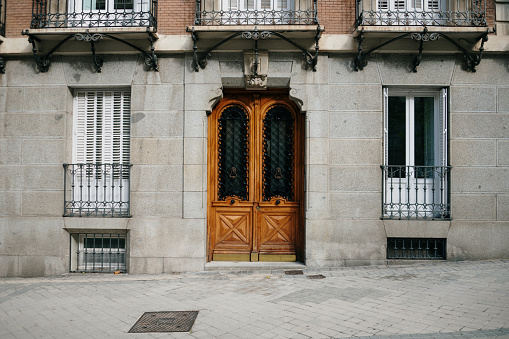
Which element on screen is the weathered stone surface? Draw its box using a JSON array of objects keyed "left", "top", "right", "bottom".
[
  {"left": 329, "top": 85, "right": 381, "bottom": 111},
  {"left": 4, "top": 57, "right": 66, "bottom": 87},
  {"left": 0, "top": 139, "right": 21, "bottom": 164},
  {"left": 22, "top": 191, "right": 62, "bottom": 217},
  {"left": 63, "top": 55, "right": 137, "bottom": 86},
  {"left": 329, "top": 112, "right": 382, "bottom": 139},
  {"left": 499, "top": 87, "right": 509, "bottom": 113},
  {"left": 129, "top": 257, "right": 164, "bottom": 274},
  {"left": 184, "top": 110, "right": 207, "bottom": 138},
  {"left": 132, "top": 55, "right": 184, "bottom": 85},
  {"left": 329, "top": 139, "right": 381, "bottom": 165},
  {"left": 0, "top": 192, "right": 21, "bottom": 216},
  {"left": 131, "top": 84, "right": 184, "bottom": 111},
  {"left": 0, "top": 166, "right": 23, "bottom": 190},
  {"left": 451, "top": 113, "right": 509, "bottom": 139},
  {"left": 308, "top": 138, "right": 328, "bottom": 165},
  {"left": 131, "top": 138, "right": 183, "bottom": 165},
  {"left": 383, "top": 219, "right": 450, "bottom": 238},
  {"left": 184, "top": 164, "right": 205, "bottom": 192},
  {"left": 0, "top": 114, "right": 66, "bottom": 138},
  {"left": 305, "top": 192, "right": 329, "bottom": 220},
  {"left": 329, "top": 193, "right": 380, "bottom": 219},
  {"left": 451, "top": 194, "right": 497, "bottom": 221},
  {"left": 63, "top": 217, "right": 129, "bottom": 231},
  {"left": 0, "top": 256, "right": 18, "bottom": 277},
  {"left": 22, "top": 139, "right": 65, "bottom": 165},
  {"left": 183, "top": 192, "right": 206, "bottom": 219},
  {"left": 18, "top": 255, "right": 67, "bottom": 277},
  {"left": 130, "top": 165, "right": 183, "bottom": 192},
  {"left": 452, "top": 167, "right": 509, "bottom": 193},
  {"left": 0, "top": 87, "right": 23, "bottom": 112},
  {"left": 184, "top": 138, "right": 205, "bottom": 165},
  {"left": 450, "top": 140, "right": 497, "bottom": 166},
  {"left": 24, "top": 86, "right": 70, "bottom": 112},
  {"left": 450, "top": 86, "right": 497, "bottom": 113},
  {"left": 328, "top": 54, "right": 381, "bottom": 85},
  {"left": 448, "top": 221, "right": 509, "bottom": 260},
  {"left": 306, "top": 165, "right": 328, "bottom": 192},
  {"left": 329, "top": 166, "right": 380, "bottom": 192},
  {"left": 163, "top": 257, "right": 205, "bottom": 273},
  {"left": 451, "top": 55, "right": 509, "bottom": 86},
  {"left": 130, "top": 192, "right": 182, "bottom": 217},
  {"left": 498, "top": 194, "right": 509, "bottom": 221},
  {"left": 306, "top": 111, "right": 328, "bottom": 138},
  {"left": 23, "top": 165, "right": 63, "bottom": 190},
  {"left": 131, "top": 111, "right": 183, "bottom": 138},
  {"left": 498, "top": 140, "right": 509, "bottom": 166}
]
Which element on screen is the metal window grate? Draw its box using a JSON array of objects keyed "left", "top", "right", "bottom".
[
  {"left": 387, "top": 238, "right": 446, "bottom": 260},
  {"left": 70, "top": 233, "right": 127, "bottom": 273}
]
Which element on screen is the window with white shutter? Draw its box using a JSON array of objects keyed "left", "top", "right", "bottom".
[
  {"left": 64, "top": 89, "right": 131, "bottom": 217},
  {"left": 382, "top": 88, "right": 450, "bottom": 220}
]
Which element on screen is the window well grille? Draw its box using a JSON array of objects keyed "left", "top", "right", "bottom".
[
  {"left": 70, "top": 233, "right": 127, "bottom": 273},
  {"left": 387, "top": 238, "right": 446, "bottom": 259}
]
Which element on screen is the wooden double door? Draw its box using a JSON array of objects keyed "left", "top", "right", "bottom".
[{"left": 207, "top": 91, "right": 304, "bottom": 262}]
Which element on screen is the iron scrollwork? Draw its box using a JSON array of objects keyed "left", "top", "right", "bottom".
[
  {"left": 217, "top": 105, "right": 249, "bottom": 201},
  {"left": 75, "top": 32, "right": 104, "bottom": 72}
]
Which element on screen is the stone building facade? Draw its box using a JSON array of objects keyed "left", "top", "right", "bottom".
[{"left": 0, "top": 0, "right": 508, "bottom": 277}]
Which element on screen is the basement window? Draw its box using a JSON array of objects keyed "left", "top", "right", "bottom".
[
  {"left": 387, "top": 238, "right": 446, "bottom": 260},
  {"left": 70, "top": 233, "right": 127, "bottom": 273}
]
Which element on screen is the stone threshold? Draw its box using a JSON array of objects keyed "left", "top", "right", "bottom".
[{"left": 204, "top": 261, "right": 306, "bottom": 271}]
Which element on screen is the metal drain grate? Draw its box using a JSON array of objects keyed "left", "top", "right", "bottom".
[
  {"left": 307, "top": 274, "right": 325, "bottom": 279},
  {"left": 128, "top": 311, "right": 199, "bottom": 333},
  {"left": 285, "top": 270, "right": 304, "bottom": 275}
]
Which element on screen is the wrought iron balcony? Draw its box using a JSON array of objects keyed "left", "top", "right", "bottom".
[
  {"left": 194, "top": 0, "right": 318, "bottom": 25},
  {"left": 382, "top": 165, "right": 451, "bottom": 220},
  {"left": 356, "top": 0, "right": 486, "bottom": 27},
  {"left": 31, "top": 0, "right": 157, "bottom": 29},
  {"left": 64, "top": 163, "right": 131, "bottom": 217}
]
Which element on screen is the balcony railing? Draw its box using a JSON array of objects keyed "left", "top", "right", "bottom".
[
  {"left": 194, "top": 0, "right": 318, "bottom": 25},
  {"left": 31, "top": 0, "right": 157, "bottom": 29},
  {"left": 64, "top": 163, "right": 131, "bottom": 217},
  {"left": 382, "top": 165, "right": 451, "bottom": 220},
  {"left": 356, "top": 0, "right": 486, "bottom": 26}
]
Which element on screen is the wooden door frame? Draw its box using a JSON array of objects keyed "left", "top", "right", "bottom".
[{"left": 206, "top": 89, "right": 305, "bottom": 262}]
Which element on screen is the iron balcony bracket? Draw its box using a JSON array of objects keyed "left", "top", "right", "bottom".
[
  {"left": 354, "top": 28, "right": 492, "bottom": 73},
  {"left": 0, "top": 57, "right": 5, "bottom": 74},
  {"left": 188, "top": 25, "right": 322, "bottom": 72},
  {"left": 22, "top": 30, "right": 158, "bottom": 73}
]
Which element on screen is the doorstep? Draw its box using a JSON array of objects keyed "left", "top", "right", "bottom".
[{"left": 204, "top": 261, "right": 306, "bottom": 272}]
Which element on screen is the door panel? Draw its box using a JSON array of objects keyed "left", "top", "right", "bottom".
[{"left": 208, "top": 91, "right": 303, "bottom": 262}]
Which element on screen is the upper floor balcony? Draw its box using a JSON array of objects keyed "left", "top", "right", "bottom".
[
  {"left": 194, "top": 0, "right": 318, "bottom": 26},
  {"left": 356, "top": 0, "right": 487, "bottom": 27},
  {"left": 30, "top": 0, "right": 157, "bottom": 31}
]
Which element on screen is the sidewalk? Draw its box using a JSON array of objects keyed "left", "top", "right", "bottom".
[{"left": 1, "top": 260, "right": 508, "bottom": 338}]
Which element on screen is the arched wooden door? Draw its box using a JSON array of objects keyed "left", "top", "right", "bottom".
[{"left": 207, "top": 90, "right": 304, "bottom": 262}]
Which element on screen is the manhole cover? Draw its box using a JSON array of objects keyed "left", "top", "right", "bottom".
[
  {"left": 307, "top": 274, "right": 325, "bottom": 279},
  {"left": 128, "top": 311, "right": 199, "bottom": 333},
  {"left": 285, "top": 270, "right": 304, "bottom": 275}
]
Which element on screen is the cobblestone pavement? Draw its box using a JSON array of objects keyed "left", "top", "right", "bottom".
[{"left": 0, "top": 260, "right": 508, "bottom": 339}]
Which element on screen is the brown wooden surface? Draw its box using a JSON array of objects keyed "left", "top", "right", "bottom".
[{"left": 207, "top": 90, "right": 304, "bottom": 262}]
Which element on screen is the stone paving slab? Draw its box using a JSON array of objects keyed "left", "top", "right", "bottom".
[{"left": 0, "top": 260, "right": 508, "bottom": 338}]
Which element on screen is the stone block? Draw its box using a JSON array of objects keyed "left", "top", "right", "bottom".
[
  {"left": 499, "top": 87, "right": 509, "bottom": 112},
  {"left": 0, "top": 192, "right": 21, "bottom": 216},
  {"left": 383, "top": 219, "right": 451, "bottom": 238},
  {"left": 5, "top": 57, "right": 66, "bottom": 87},
  {"left": 498, "top": 140, "right": 509, "bottom": 165},
  {"left": 184, "top": 84, "right": 223, "bottom": 111},
  {"left": 376, "top": 54, "right": 455, "bottom": 86},
  {"left": 450, "top": 140, "right": 496, "bottom": 166},
  {"left": 23, "top": 165, "right": 63, "bottom": 190},
  {"left": 329, "top": 112, "right": 382, "bottom": 139},
  {"left": 451, "top": 194, "right": 497, "bottom": 221},
  {"left": 130, "top": 165, "right": 183, "bottom": 192},
  {"left": 18, "top": 255, "right": 67, "bottom": 277},
  {"left": 306, "top": 111, "right": 328, "bottom": 138},
  {"left": 450, "top": 86, "right": 497, "bottom": 112},
  {"left": 23, "top": 86, "right": 70, "bottom": 112},
  {"left": 163, "top": 257, "right": 205, "bottom": 273},
  {"left": 329, "top": 85, "right": 381, "bottom": 111},
  {"left": 131, "top": 111, "right": 183, "bottom": 138},
  {"left": 290, "top": 54, "right": 327, "bottom": 85},
  {"left": 131, "top": 84, "right": 184, "bottom": 111},
  {"left": 329, "top": 166, "right": 380, "bottom": 192},
  {"left": 184, "top": 54, "right": 222, "bottom": 85},
  {"left": 498, "top": 194, "right": 509, "bottom": 221},
  {"left": 0, "top": 113, "right": 65, "bottom": 138},
  {"left": 132, "top": 55, "right": 184, "bottom": 85},
  {"left": 0, "top": 256, "right": 18, "bottom": 277},
  {"left": 451, "top": 113, "right": 509, "bottom": 139},
  {"left": 0, "top": 87, "right": 23, "bottom": 112},
  {"left": 129, "top": 257, "right": 164, "bottom": 274},
  {"left": 22, "top": 139, "right": 65, "bottom": 165},
  {"left": 0, "top": 166, "right": 23, "bottom": 190},
  {"left": 130, "top": 192, "right": 182, "bottom": 218},
  {"left": 447, "top": 221, "right": 509, "bottom": 260},
  {"left": 184, "top": 110, "right": 207, "bottom": 138},
  {"left": 305, "top": 192, "right": 329, "bottom": 220},
  {"left": 62, "top": 55, "right": 137, "bottom": 86},
  {"left": 329, "top": 139, "right": 381, "bottom": 165},
  {"left": 128, "top": 218, "right": 205, "bottom": 258},
  {"left": 306, "top": 219, "right": 386, "bottom": 262},
  {"left": 63, "top": 217, "right": 129, "bottom": 231},
  {"left": 131, "top": 138, "right": 183, "bottom": 165},
  {"left": 306, "top": 165, "right": 328, "bottom": 192},
  {"left": 452, "top": 55, "right": 509, "bottom": 86},
  {"left": 184, "top": 138, "right": 205, "bottom": 165},
  {"left": 289, "top": 84, "right": 329, "bottom": 112},
  {"left": 0, "top": 139, "right": 21, "bottom": 164},
  {"left": 22, "top": 191, "right": 62, "bottom": 217},
  {"left": 184, "top": 165, "right": 204, "bottom": 192},
  {"left": 0, "top": 217, "right": 66, "bottom": 256},
  {"left": 328, "top": 54, "right": 381, "bottom": 85},
  {"left": 308, "top": 138, "right": 328, "bottom": 165},
  {"left": 329, "top": 193, "right": 381, "bottom": 219},
  {"left": 183, "top": 191, "right": 206, "bottom": 219},
  {"left": 452, "top": 167, "right": 509, "bottom": 193}
]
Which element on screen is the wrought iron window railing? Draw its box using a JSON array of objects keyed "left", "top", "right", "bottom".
[
  {"left": 31, "top": 0, "right": 157, "bottom": 29},
  {"left": 387, "top": 238, "right": 446, "bottom": 259},
  {"left": 64, "top": 163, "right": 131, "bottom": 217},
  {"left": 382, "top": 165, "right": 451, "bottom": 220},
  {"left": 356, "top": 0, "right": 486, "bottom": 26},
  {"left": 194, "top": 0, "right": 318, "bottom": 25},
  {"left": 70, "top": 233, "right": 127, "bottom": 273}
]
